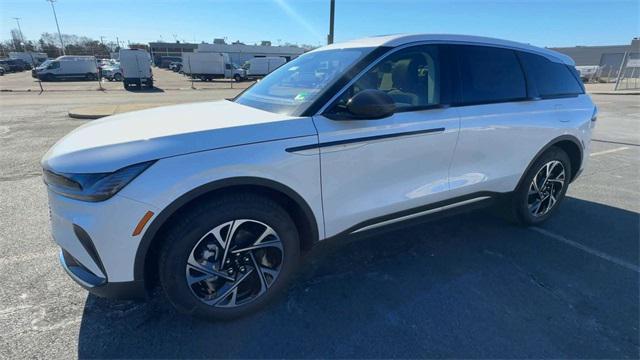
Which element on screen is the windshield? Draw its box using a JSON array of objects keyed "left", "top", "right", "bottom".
[
  {"left": 235, "top": 48, "right": 371, "bottom": 116},
  {"left": 37, "top": 60, "right": 52, "bottom": 69}
]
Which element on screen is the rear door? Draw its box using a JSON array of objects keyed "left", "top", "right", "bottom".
[
  {"left": 312, "top": 44, "right": 461, "bottom": 237},
  {"left": 447, "top": 45, "right": 580, "bottom": 197}
]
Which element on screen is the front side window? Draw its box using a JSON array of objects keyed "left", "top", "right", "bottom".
[
  {"left": 48, "top": 61, "right": 60, "bottom": 69},
  {"left": 455, "top": 45, "right": 527, "bottom": 104},
  {"left": 328, "top": 45, "right": 444, "bottom": 114},
  {"left": 235, "top": 48, "right": 371, "bottom": 116},
  {"left": 518, "top": 51, "right": 584, "bottom": 97}
]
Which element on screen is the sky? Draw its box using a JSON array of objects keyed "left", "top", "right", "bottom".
[{"left": 0, "top": 0, "right": 638, "bottom": 48}]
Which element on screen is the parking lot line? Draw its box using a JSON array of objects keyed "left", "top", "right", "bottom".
[
  {"left": 531, "top": 226, "right": 640, "bottom": 273},
  {"left": 590, "top": 146, "right": 629, "bottom": 157}
]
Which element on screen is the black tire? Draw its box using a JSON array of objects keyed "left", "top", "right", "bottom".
[
  {"left": 123, "top": 80, "right": 131, "bottom": 90},
  {"left": 511, "top": 146, "right": 572, "bottom": 225},
  {"left": 146, "top": 78, "right": 154, "bottom": 89},
  {"left": 85, "top": 73, "right": 96, "bottom": 81},
  {"left": 159, "top": 193, "right": 300, "bottom": 321},
  {"left": 234, "top": 74, "right": 241, "bottom": 82},
  {"left": 113, "top": 73, "right": 123, "bottom": 82}
]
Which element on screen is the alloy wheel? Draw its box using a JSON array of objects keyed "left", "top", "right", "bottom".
[
  {"left": 185, "top": 219, "right": 284, "bottom": 308},
  {"left": 527, "top": 160, "right": 565, "bottom": 217}
]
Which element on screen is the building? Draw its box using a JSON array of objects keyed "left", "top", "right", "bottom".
[
  {"left": 148, "top": 41, "right": 306, "bottom": 66},
  {"left": 549, "top": 38, "right": 640, "bottom": 79}
]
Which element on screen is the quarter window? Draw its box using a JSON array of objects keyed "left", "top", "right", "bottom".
[
  {"left": 455, "top": 45, "right": 527, "bottom": 104},
  {"left": 518, "top": 51, "right": 584, "bottom": 97}
]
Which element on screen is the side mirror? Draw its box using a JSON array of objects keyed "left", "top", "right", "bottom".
[{"left": 346, "top": 89, "right": 396, "bottom": 119}]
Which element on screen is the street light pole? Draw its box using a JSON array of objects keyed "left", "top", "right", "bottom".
[
  {"left": 327, "top": 0, "right": 335, "bottom": 45},
  {"left": 12, "top": 17, "right": 25, "bottom": 50},
  {"left": 46, "top": 0, "right": 65, "bottom": 55}
]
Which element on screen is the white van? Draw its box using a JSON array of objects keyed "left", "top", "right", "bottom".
[
  {"left": 33, "top": 56, "right": 98, "bottom": 81},
  {"left": 119, "top": 49, "right": 153, "bottom": 89},
  {"left": 182, "top": 52, "right": 233, "bottom": 81},
  {"left": 242, "top": 57, "right": 286, "bottom": 78}
]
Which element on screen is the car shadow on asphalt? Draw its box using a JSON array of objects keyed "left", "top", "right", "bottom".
[
  {"left": 76, "top": 197, "right": 639, "bottom": 359},
  {"left": 124, "top": 87, "right": 165, "bottom": 93}
]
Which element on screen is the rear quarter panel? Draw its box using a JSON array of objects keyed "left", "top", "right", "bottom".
[{"left": 448, "top": 94, "right": 594, "bottom": 197}]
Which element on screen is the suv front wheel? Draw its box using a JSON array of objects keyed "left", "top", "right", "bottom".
[
  {"left": 512, "top": 146, "right": 572, "bottom": 225},
  {"left": 159, "top": 193, "right": 300, "bottom": 320}
]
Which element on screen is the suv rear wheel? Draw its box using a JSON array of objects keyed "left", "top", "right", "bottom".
[
  {"left": 159, "top": 193, "right": 300, "bottom": 320},
  {"left": 512, "top": 146, "right": 572, "bottom": 225}
]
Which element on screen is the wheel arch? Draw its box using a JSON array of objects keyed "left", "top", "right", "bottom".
[
  {"left": 515, "top": 135, "right": 583, "bottom": 191},
  {"left": 133, "top": 177, "right": 320, "bottom": 288}
]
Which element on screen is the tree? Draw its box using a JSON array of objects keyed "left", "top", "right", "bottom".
[{"left": 10, "top": 29, "right": 23, "bottom": 51}]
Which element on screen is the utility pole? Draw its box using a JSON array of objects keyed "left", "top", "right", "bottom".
[
  {"left": 327, "top": 0, "right": 335, "bottom": 44},
  {"left": 46, "top": 0, "right": 65, "bottom": 55},
  {"left": 12, "top": 17, "right": 25, "bottom": 50}
]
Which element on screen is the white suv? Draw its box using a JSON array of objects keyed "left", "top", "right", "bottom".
[{"left": 43, "top": 34, "right": 596, "bottom": 320}]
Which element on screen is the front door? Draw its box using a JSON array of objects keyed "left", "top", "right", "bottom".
[{"left": 313, "top": 44, "right": 460, "bottom": 237}]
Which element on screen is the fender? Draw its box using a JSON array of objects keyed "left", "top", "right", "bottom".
[
  {"left": 133, "top": 177, "right": 320, "bottom": 282},
  {"left": 514, "top": 134, "right": 583, "bottom": 191}
]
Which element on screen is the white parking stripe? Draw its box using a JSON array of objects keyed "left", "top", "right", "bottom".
[
  {"left": 590, "top": 146, "right": 629, "bottom": 157},
  {"left": 531, "top": 227, "right": 640, "bottom": 273}
]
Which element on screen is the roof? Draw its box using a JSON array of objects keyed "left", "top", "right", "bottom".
[{"left": 319, "top": 34, "right": 575, "bottom": 65}]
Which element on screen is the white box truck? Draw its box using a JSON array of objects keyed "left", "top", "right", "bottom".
[
  {"left": 119, "top": 49, "right": 153, "bottom": 89},
  {"left": 241, "top": 57, "right": 286, "bottom": 79},
  {"left": 32, "top": 56, "right": 98, "bottom": 81},
  {"left": 182, "top": 52, "right": 236, "bottom": 81}
]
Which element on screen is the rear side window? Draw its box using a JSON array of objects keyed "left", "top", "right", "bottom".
[
  {"left": 455, "top": 45, "right": 527, "bottom": 104},
  {"left": 518, "top": 52, "right": 584, "bottom": 97}
]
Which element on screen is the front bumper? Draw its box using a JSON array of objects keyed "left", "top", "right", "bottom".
[
  {"left": 48, "top": 189, "right": 158, "bottom": 299},
  {"left": 60, "top": 249, "right": 146, "bottom": 299}
]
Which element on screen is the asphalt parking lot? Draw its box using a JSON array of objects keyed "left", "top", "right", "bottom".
[{"left": 0, "top": 71, "right": 638, "bottom": 358}]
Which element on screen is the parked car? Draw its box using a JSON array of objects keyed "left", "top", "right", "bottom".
[
  {"left": 0, "top": 59, "right": 24, "bottom": 72},
  {"left": 42, "top": 34, "right": 595, "bottom": 321},
  {"left": 32, "top": 56, "right": 99, "bottom": 81},
  {"left": 169, "top": 61, "right": 182, "bottom": 72},
  {"left": 576, "top": 65, "right": 600, "bottom": 82},
  {"left": 101, "top": 63, "right": 123, "bottom": 81},
  {"left": 119, "top": 49, "right": 153, "bottom": 89},
  {"left": 159, "top": 56, "right": 182, "bottom": 68},
  {"left": 9, "top": 51, "right": 48, "bottom": 67}
]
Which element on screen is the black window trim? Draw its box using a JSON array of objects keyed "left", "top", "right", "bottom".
[{"left": 309, "top": 40, "right": 584, "bottom": 117}]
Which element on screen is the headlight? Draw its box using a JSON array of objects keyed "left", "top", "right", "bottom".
[{"left": 43, "top": 161, "right": 154, "bottom": 202}]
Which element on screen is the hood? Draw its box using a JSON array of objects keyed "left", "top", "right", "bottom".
[{"left": 42, "top": 100, "right": 316, "bottom": 173}]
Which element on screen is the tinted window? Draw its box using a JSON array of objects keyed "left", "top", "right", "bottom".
[
  {"left": 456, "top": 45, "right": 527, "bottom": 104},
  {"left": 519, "top": 52, "right": 583, "bottom": 97},
  {"left": 330, "top": 45, "right": 445, "bottom": 113}
]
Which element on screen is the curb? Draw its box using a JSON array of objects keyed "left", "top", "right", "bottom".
[
  {"left": 589, "top": 92, "right": 640, "bottom": 95},
  {"left": 68, "top": 104, "right": 163, "bottom": 119}
]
